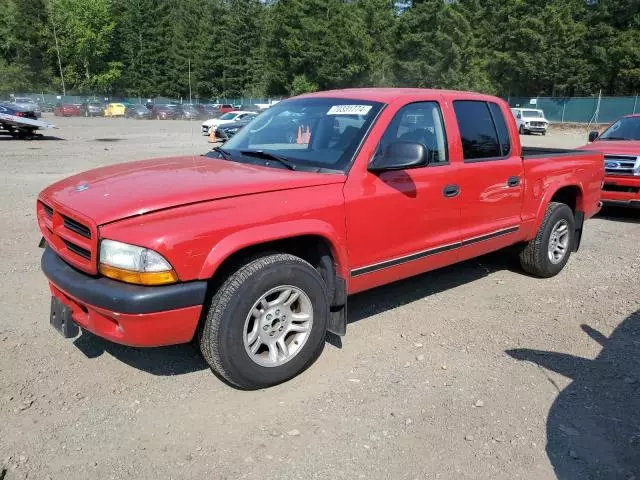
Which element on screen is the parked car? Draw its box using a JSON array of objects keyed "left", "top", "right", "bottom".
[
  {"left": 179, "top": 104, "right": 202, "bottom": 120},
  {"left": 214, "top": 113, "right": 258, "bottom": 141},
  {"left": 580, "top": 114, "right": 640, "bottom": 208},
  {"left": 53, "top": 103, "right": 81, "bottom": 117},
  {"left": 80, "top": 102, "right": 104, "bottom": 117},
  {"left": 511, "top": 107, "right": 549, "bottom": 135},
  {"left": 104, "top": 103, "right": 126, "bottom": 117},
  {"left": 152, "top": 104, "right": 180, "bottom": 120},
  {"left": 201, "top": 111, "right": 256, "bottom": 135},
  {"left": 37, "top": 89, "right": 604, "bottom": 389},
  {"left": 11, "top": 97, "right": 42, "bottom": 118},
  {"left": 202, "top": 103, "right": 234, "bottom": 118},
  {"left": 125, "top": 104, "right": 153, "bottom": 119}
]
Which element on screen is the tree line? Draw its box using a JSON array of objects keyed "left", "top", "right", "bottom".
[{"left": 1, "top": 0, "right": 638, "bottom": 100}]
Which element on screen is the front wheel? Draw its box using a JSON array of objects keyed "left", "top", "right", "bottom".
[
  {"left": 519, "top": 125, "right": 525, "bottom": 135},
  {"left": 519, "top": 202, "right": 575, "bottom": 278},
  {"left": 199, "top": 254, "right": 329, "bottom": 389}
]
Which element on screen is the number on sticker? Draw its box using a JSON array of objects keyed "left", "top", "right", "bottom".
[{"left": 327, "top": 105, "right": 372, "bottom": 116}]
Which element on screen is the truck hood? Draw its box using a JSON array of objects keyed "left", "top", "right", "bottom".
[
  {"left": 579, "top": 140, "right": 640, "bottom": 156},
  {"left": 40, "top": 156, "right": 346, "bottom": 225}
]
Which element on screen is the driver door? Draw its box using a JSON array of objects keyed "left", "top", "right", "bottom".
[{"left": 344, "top": 100, "right": 462, "bottom": 293}]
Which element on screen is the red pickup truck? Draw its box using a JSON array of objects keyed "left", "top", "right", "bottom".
[
  {"left": 37, "top": 88, "right": 603, "bottom": 389},
  {"left": 582, "top": 114, "right": 640, "bottom": 207}
]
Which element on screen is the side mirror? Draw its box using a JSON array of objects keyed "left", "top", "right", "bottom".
[
  {"left": 369, "top": 141, "right": 428, "bottom": 173},
  {"left": 588, "top": 131, "right": 599, "bottom": 142}
]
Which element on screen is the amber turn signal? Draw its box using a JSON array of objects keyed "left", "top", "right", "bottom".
[{"left": 99, "top": 264, "right": 178, "bottom": 286}]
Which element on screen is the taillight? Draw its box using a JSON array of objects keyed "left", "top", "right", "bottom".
[{"left": 15, "top": 112, "right": 25, "bottom": 117}]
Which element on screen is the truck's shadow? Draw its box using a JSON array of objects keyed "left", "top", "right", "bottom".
[
  {"left": 73, "top": 249, "right": 518, "bottom": 375},
  {"left": 597, "top": 206, "right": 640, "bottom": 224},
  {"left": 507, "top": 310, "right": 640, "bottom": 479}
]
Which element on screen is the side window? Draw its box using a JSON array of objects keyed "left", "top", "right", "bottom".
[
  {"left": 376, "top": 101, "right": 448, "bottom": 165},
  {"left": 489, "top": 103, "right": 511, "bottom": 156},
  {"left": 453, "top": 100, "right": 504, "bottom": 161}
]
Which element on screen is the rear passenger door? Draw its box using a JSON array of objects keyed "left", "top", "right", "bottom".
[{"left": 452, "top": 100, "right": 524, "bottom": 260}]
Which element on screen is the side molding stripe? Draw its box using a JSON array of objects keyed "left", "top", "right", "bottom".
[{"left": 351, "top": 226, "right": 519, "bottom": 277}]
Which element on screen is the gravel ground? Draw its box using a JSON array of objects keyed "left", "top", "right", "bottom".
[{"left": 1, "top": 117, "right": 638, "bottom": 480}]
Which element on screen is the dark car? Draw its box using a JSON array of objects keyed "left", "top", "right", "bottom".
[
  {"left": 179, "top": 104, "right": 202, "bottom": 120},
  {"left": 151, "top": 104, "right": 180, "bottom": 120},
  {"left": 214, "top": 113, "right": 257, "bottom": 141},
  {"left": 125, "top": 104, "right": 152, "bottom": 119},
  {"left": 80, "top": 102, "right": 104, "bottom": 117}
]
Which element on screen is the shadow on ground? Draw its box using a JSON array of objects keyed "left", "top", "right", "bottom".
[
  {"left": 507, "top": 310, "right": 640, "bottom": 479},
  {"left": 73, "top": 329, "right": 208, "bottom": 375},
  {"left": 72, "top": 249, "right": 521, "bottom": 375},
  {"left": 0, "top": 131, "right": 65, "bottom": 141},
  {"left": 597, "top": 206, "right": 640, "bottom": 225}
]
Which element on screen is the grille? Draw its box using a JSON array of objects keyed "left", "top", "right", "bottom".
[
  {"left": 37, "top": 200, "right": 97, "bottom": 274},
  {"left": 530, "top": 121, "right": 545, "bottom": 127},
  {"left": 42, "top": 202, "right": 53, "bottom": 217},
  {"left": 62, "top": 239, "right": 91, "bottom": 259},
  {"left": 603, "top": 183, "right": 640, "bottom": 194},
  {"left": 62, "top": 215, "right": 91, "bottom": 238},
  {"left": 604, "top": 155, "right": 639, "bottom": 176}
]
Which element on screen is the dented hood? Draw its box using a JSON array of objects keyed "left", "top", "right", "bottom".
[{"left": 39, "top": 156, "right": 345, "bottom": 225}]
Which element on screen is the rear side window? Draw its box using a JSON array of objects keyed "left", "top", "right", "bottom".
[{"left": 453, "top": 100, "right": 511, "bottom": 161}]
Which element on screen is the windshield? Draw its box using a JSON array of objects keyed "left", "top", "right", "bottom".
[
  {"left": 522, "top": 110, "right": 543, "bottom": 118},
  {"left": 14, "top": 98, "right": 33, "bottom": 103},
  {"left": 599, "top": 117, "right": 640, "bottom": 141},
  {"left": 219, "top": 113, "right": 237, "bottom": 120},
  {"left": 219, "top": 97, "right": 384, "bottom": 171}
]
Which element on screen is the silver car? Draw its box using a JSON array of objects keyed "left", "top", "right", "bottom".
[{"left": 11, "top": 97, "right": 42, "bottom": 118}]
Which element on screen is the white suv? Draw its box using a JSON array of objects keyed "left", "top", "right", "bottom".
[{"left": 511, "top": 108, "right": 549, "bottom": 135}]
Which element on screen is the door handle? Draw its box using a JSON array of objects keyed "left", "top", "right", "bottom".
[
  {"left": 507, "top": 176, "right": 521, "bottom": 187},
  {"left": 443, "top": 184, "right": 460, "bottom": 198}
]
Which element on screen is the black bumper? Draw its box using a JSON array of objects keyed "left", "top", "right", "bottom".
[{"left": 41, "top": 248, "right": 207, "bottom": 314}]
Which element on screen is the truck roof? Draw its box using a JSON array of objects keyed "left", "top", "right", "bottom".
[{"left": 299, "top": 87, "right": 501, "bottom": 104}]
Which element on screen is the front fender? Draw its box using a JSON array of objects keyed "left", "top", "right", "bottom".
[{"left": 197, "top": 219, "right": 349, "bottom": 280}]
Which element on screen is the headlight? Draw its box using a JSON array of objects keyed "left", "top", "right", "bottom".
[{"left": 99, "top": 239, "right": 178, "bottom": 285}]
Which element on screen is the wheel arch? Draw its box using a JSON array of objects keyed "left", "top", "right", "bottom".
[
  {"left": 197, "top": 222, "right": 349, "bottom": 335},
  {"left": 536, "top": 184, "right": 585, "bottom": 251}
]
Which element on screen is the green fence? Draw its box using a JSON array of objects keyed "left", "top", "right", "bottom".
[{"left": 508, "top": 96, "right": 639, "bottom": 124}]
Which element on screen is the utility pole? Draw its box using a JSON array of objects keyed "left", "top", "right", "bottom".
[
  {"left": 188, "top": 58, "right": 192, "bottom": 104},
  {"left": 50, "top": 0, "right": 66, "bottom": 96}
]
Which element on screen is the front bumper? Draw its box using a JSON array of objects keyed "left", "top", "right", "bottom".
[
  {"left": 601, "top": 176, "right": 640, "bottom": 208},
  {"left": 41, "top": 248, "right": 207, "bottom": 346}
]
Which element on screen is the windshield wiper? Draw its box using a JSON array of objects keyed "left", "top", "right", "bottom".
[
  {"left": 240, "top": 150, "right": 297, "bottom": 170},
  {"left": 600, "top": 136, "right": 632, "bottom": 141},
  {"left": 212, "top": 146, "right": 233, "bottom": 161}
]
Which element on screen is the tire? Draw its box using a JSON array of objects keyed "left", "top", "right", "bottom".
[
  {"left": 519, "top": 125, "right": 525, "bottom": 135},
  {"left": 519, "top": 202, "right": 575, "bottom": 278},
  {"left": 542, "top": 130, "right": 546, "bottom": 136},
  {"left": 199, "top": 254, "right": 329, "bottom": 389}
]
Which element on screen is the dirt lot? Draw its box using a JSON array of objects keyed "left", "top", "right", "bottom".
[{"left": 1, "top": 117, "right": 638, "bottom": 480}]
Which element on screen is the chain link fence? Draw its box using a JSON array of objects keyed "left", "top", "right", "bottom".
[
  {"left": 1, "top": 93, "right": 283, "bottom": 108},
  {"left": 508, "top": 95, "right": 639, "bottom": 124}
]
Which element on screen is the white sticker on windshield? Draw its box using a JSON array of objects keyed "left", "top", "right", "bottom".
[{"left": 327, "top": 105, "right": 372, "bottom": 116}]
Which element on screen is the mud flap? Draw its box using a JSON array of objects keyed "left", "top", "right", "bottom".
[
  {"left": 327, "top": 276, "right": 347, "bottom": 336},
  {"left": 573, "top": 211, "right": 585, "bottom": 252}
]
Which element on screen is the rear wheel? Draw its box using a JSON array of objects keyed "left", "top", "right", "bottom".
[
  {"left": 199, "top": 254, "right": 329, "bottom": 389},
  {"left": 519, "top": 124, "right": 525, "bottom": 135},
  {"left": 519, "top": 202, "right": 575, "bottom": 278}
]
